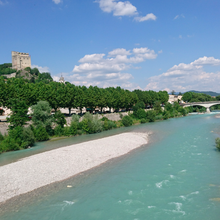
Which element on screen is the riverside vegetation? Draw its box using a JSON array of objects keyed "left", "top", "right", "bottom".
[
  {"left": 0, "top": 99, "right": 194, "bottom": 154},
  {"left": 0, "top": 65, "right": 216, "bottom": 153}
]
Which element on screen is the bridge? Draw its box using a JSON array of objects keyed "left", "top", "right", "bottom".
[{"left": 180, "top": 101, "right": 220, "bottom": 113}]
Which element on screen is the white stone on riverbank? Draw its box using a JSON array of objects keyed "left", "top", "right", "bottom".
[{"left": 0, "top": 132, "right": 148, "bottom": 203}]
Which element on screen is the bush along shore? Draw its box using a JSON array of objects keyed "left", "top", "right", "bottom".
[{"left": 0, "top": 100, "right": 195, "bottom": 154}]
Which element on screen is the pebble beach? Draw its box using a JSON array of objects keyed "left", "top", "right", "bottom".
[{"left": 0, "top": 132, "right": 148, "bottom": 204}]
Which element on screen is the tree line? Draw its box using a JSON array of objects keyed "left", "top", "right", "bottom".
[
  {"left": 182, "top": 91, "right": 220, "bottom": 102},
  {"left": 0, "top": 77, "right": 169, "bottom": 114}
]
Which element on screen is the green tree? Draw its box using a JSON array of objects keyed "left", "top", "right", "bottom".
[
  {"left": 154, "top": 101, "right": 162, "bottom": 113},
  {"left": 134, "top": 109, "right": 146, "bottom": 119},
  {"left": 31, "top": 101, "right": 53, "bottom": 129},
  {"left": 63, "top": 83, "right": 77, "bottom": 115},
  {"left": 75, "top": 86, "right": 87, "bottom": 114},
  {"left": 146, "top": 110, "right": 156, "bottom": 122},
  {"left": 122, "top": 115, "right": 133, "bottom": 127},
  {"left": 7, "top": 99, "right": 29, "bottom": 130},
  {"left": 54, "top": 110, "right": 66, "bottom": 128},
  {"left": 171, "top": 90, "right": 175, "bottom": 95},
  {"left": 54, "top": 125, "right": 64, "bottom": 136},
  {"left": 158, "top": 91, "right": 169, "bottom": 104},
  {"left": 22, "top": 127, "right": 35, "bottom": 147},
  {"left": 163, "top": 111, "right": 170, "bottom": 120},
  {"left": 35, "top": 126, "right": 49, "bottom": 141}
]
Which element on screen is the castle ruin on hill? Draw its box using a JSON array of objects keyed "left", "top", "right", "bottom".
[{"left": 12, "top": 51, "right": 31, "bottom": 70}]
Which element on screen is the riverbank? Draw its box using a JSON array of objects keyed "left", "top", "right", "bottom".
[{"left": 0, "top": 132, "right": 148, "bottom": 204}]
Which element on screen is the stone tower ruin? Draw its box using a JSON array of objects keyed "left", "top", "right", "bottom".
[{"left": 12, "top": 51, "right": 31, "bottom": 70}]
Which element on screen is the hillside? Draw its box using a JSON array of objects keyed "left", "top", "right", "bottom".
[{"left": 187, "top": 90, "right": 220, "bottom": 97}]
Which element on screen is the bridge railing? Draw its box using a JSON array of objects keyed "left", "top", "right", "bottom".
[{"left": 180, "top": 101, "right": 220, "bottom": 105}]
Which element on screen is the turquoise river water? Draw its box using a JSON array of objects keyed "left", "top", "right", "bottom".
[{"left": 1, "top": 113, "right": 220, "bottom": 220}]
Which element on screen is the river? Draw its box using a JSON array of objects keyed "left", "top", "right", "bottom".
[{"left": 1, "top": 113, "right": 220, "bottom": 219}]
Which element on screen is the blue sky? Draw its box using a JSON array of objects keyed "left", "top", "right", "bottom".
[{"left": 0, "top": 0, "right": 220, "bottom": 92}]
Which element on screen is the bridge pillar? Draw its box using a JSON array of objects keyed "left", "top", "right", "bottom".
[{"left": 206, "top": 107, "right": 210, "bottom": 113}]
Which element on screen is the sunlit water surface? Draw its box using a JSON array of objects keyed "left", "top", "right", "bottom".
[{"left": 1, "top": 113, "right": 220, "bottom": 220}]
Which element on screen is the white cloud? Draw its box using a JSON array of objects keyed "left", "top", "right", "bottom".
[
  {"left": 145, "top": 56, "right": 220, "bottom": 92},
  {"left": 134, "top": 13, "right": 157, "bottom": 22},
  {"left": 158, "top": 50, "right": 163, "bottom": 54},
  {"left": 52, "top": 0, "right": 61, "bottom": 4},
  {"left": 71, "top": 47, "right": 157, "bottom": 89},
  {"left": 32, "top": 65, "right": 50, "bottom": 73},
  {"left": 96, "top": 0, "right": 157, "bottom": 22},
  {"left": 191, "top": 56, "right": 220, "bottom": 66},
  {"left": 174, "top": 14, "right": 185, "bottom": 20},
  {"left": 97, "top": 0, "right": 137, "bottom": 16},
  {"left": 179, "top": 35, "right": 182, "bottom": 39},
  {"left": 79, "top": 54, "right": 105, "bottom": 63},
  {"left": 108, "top": 48, "right": 131, "bottom": 56}
]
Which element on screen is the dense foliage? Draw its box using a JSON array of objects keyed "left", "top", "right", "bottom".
[
  {"left": 0, "top": 77, "right": 169, "bottom": 113},
  {"left": 0, "top": 63, "right": 16, "bottom": 76},
  {"left": 182, "top": 92, "right": 215, "bottom": 102},
  {"left": 122, "top": 115, "right": 133, "bottom": 127}
]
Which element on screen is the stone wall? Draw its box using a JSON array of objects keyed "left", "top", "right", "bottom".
[{"left": 12, "top": 51, "right": 31, "bottom": 70}]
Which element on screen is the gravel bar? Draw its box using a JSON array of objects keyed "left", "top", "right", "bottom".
[{"left": 0, "top": 132, "right": 148, "bottom": 203}]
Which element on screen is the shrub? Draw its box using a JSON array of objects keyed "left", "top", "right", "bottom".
[
  {"left": 54, "top": 110, "right": 66, "bottom": 128},
  {"left": 155, "top": 114, "right": 163, "bottom": 120},
  {"left": 163, "top": 111, "right": 170, "bottom": 120},
  {"left": 46, "top": 125, "right": 54, "bottom": 136},
  {"left": 88, "top": 118, "right": 103, "bottom": 133},
  {"left": 35, "top": 126, "right": 49, "bottom": 141},
  {"left": 0, "top": 126, "right": 35, "bottom": 150},
  {"left": 0, "top": 136, "right": 20, "bottom": 152},
  {"left": 8, "top": 126, "right": 23, "bottom": 146},
  {"left": 63, "top": 127, "right": 71, "bottom": 136},
  {"left": 103, "top": 120, "right": 117, "bottom": 130},
  {"left": 165, "top": 102, "right": 173, "bottom": 112},
  {"left": 22, "top": 127, "right": 35, "bottom": 148},
  {"left": 216, "top": 138, "right": 220, "bottom": 151},
  {"left": 119, "top": 113, "right": 123, "bottom": 119},
  {"left": 83, "top": 112, "right": 93, "bottom": 121},
  {"left": 0, "top": 132, "right": 4, "bottom": 142},
  {"left": 122, "top": 115, "right": 133, "bottom": 127},
  {"left": 69, "top": 122, "right": 78, "bottom": 136},
  {"left": 101, "top": 117, "right": 109, "bottom": 121},
  {"left": 169, "top": 112, "right": 174, "bottom": 118},
  {"left": 31, "top": 101, "right": 53, "bottom": 128},
  {"left": 77, "top": 129, "right": 83, "bottom": 135},
  {"left": 134, "top": 109, "right": 146, "bottom": 119},
  {"left": 81, "top": 118, "right": 90, "bottom": 133},
  {"left": 54, "top": 125, "right": 64, "bottom": 136},
  {"left": 173, "top": 102, "right": 180, "bottom": 111},
  {"left": 81, "top": 113, "right": 103, "bottom": 134},
  {"left": 140, "top": 118, "right": 147, "bottom": 123},
  {"left": 71, "top": 114, "right": 80, "bottom": 124},
  {"left": 146, "top": 110, "right": 156, "bottom": 122},
  {"left": 178, "top": 107, "right": 187, "bottom": 116}
]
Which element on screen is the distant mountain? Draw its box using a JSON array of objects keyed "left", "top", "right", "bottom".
[{"left": 187, "top": 90, "right": 220, "bottom": 97}]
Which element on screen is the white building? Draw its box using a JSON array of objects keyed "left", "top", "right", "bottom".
[{"left": 168, "top": 95, "right": 183, "bottom": 104}]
